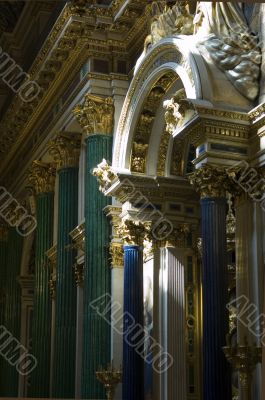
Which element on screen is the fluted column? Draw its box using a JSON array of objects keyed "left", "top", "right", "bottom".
[
  {"left": 27, "top": 161, "right": 55, "bottom": 397},
  {"left": 48, "top": 131, "right": 81, "bottom": 398},
  {"left": 74, "top": 94, "right": 114, "bottom": 398},
  {"left": 117, "top": 220, "right": 147, "bottom": 400},
  {"left": 2, "top": 227, "right": 23, "bottom": 396},
  {"left": 0, "top": 224, "right": 8, "bottom": 396},
  {"left": 189, "top": 165, "right": 231, "bottom": 400}
]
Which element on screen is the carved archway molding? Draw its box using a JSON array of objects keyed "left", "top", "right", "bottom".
[{"left": 113, "top": 36, "right": 214, "bottom": 172}]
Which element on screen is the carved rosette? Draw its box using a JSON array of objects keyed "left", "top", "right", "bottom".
[
  {"left": 73, "top": 94, "right": 114, "bottom": 136},
  {"left": 188, "top": 164, "right": 231, "bottom": 198},
  {"left": 48, "top": 132, "right": 81, "bottom": 169},
  {"left": 92, "top": 159, "right": 118, "bottom": 193},
  {"left": 28, "top": 160, "right": 56, "bottom": 194}
]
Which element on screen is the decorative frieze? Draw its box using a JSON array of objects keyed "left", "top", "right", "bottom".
[
  {"left": 28, "top": 160, "right": 56, "bottom": 194},
  {"left": 48, "top": 131, "right": 81, "bottom": 169},
  {"left": 73, "top": 94, "right": 114, "bottom": 136}
]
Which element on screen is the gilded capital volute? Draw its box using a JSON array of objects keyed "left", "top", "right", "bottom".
[
  {"left": 73, "top": 94, "right": 114, "bottom": 136},
  {"left": 188, "top": 164, "right": 231, "bottom": 198},
  {"left": 48, "top": 132, "right": 81, "bottom": 169},
  {"left": 28, "top": 160, "right": 56, "bottom": 194}
]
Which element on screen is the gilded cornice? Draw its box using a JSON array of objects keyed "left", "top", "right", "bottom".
[
  {"left": 48, "top": 132, "right": 81, "bottom": 169},
  {"left": 188, "top": 164, "right": 232, "bottom": 198},
  {"left": 73, "top": 94, "right": 114, "bottom": 136},
  {"left": 28, "top": 160, "right": 56, "bottom": 195}
]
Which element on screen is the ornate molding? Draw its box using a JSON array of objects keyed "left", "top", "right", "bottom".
[
  {"left": 69, "top": 222, "right": 85, "bottom": 253},
  {"left": 48, "top": 131, "right": 81, "bottom": 169},
  {"left": 164, "top": 88, "right": 195, "bottom": 135},
  {"left": 151, "top": 223, "right": 190, "bottom": 248},
  {"left": 93, "top": 159, "right": 118, "bottom": 193},
  {"left": 73, "top": 94, "right": 114, "bottom": 136},
  {"left": 188, "top": 164, "right": 231, "bottom": 198},
  {"left": 28, "top": 160, "right": 56, "bottom": 194}
]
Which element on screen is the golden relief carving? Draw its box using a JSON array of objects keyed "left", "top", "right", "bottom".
[
  {"left": 157, "top": 129, "right": 170, "bottom": 176},
  {"left": 170, "top": 138, "right": 184, "bottom": 176},
  {"left": 151, "top": 223, "right": 190, "bottom": 248},
  {"left": 73, "top": 94, "right": 114, "bottom": 136},
  {"left": 109, "top": 242, "right": 124, "bottom": 268},
  {"left": 28, "top": 160, "right": 56, "bottom": 194},
  {"left": 130, "top": 73, "right": 177, "bottom": 174},
  {"left": 188, "top": 164, "right": 232, "bottom": 198},
  {"left": 48, "top": 132, "right": 81, "bottom": 169},
  {"left": 93, "top": 159, "right": 118, "bottom": 193},
  {"left": 117, "top": 220, "right": 150, "bottom": 246}
]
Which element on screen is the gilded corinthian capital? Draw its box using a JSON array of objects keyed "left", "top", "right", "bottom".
[
  {"left": 28, "top": 160, "right": 56, "bottom": 194},
  {"left": 48, "top": 132, "right": 81, "bottom": 169},
  {"left": 117, "top": 220, "right": 150, "bottom": 246},
  {"left": 73, "top": 94, "right": 114, "bottom": 136},
  {"left": 188, "top": 164, "right": 231, "bottom": 198}
]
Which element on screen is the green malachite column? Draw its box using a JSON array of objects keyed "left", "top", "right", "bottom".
[
  {"left": 0, "top": 225, "right": 8, "bottom": 396},
  {"left": 28, "top": 161, "right": 55, "bottom": 397},
  {"left": 74, "top": 95, "right": 114, "bottom": 399},
  {"left": 2, "top": 227, "right": 23, "bottom": 397},
  {"left": 49, "top": 132, "right": 81, "bottom": 398}
]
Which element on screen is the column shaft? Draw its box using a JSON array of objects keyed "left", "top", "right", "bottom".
[
  {"left": 201, "top": 197, "right": 231, "bottom": 400},
  {"left": 0, "top": 229, "right": 8, "bottom": 396},
  {"left": 82, "top": 134, "right": 112, "bottom": 398},
  {"left": 52, "top": 167, "right": 78, "bottom": 398},
  {"left": 2, "top": 228, "right": 23, "bottom": 397},
  {"left": 30, "top": 192, "right": 54, "bottom": 397},
  {"left": 122, "top": 245, "right": 144, "bottom": 400}
]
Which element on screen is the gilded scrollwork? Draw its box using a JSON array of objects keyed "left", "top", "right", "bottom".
[
  {"left": 73, "top": 94, "right": 114, "bottom": 136},
  {"left": 164, "top": 88, "right": 195, "bottom": 135}
]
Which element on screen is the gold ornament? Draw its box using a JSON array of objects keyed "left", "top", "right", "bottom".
[
  {"left": 28, "top": 160, "right": 56, "bottom": 194},
  {"left": 188, "top": 164, "right": 231, "bottom": 198},
  {"left": 73, "top": 94, "right": 114, "bottom": 136},
  {"left": 93, "top": 159, "right": 117, "bottom": 193},
  {"left": 48, "top": 132, "right": 81, "bottom": 169}
]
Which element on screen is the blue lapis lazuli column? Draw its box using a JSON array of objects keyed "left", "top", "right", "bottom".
[
  {"left": 122, "top": 245, "right": 144, "bottom": 400},
  {"left": 201, "top": 197, "right": 231, "bottom": 400}
]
